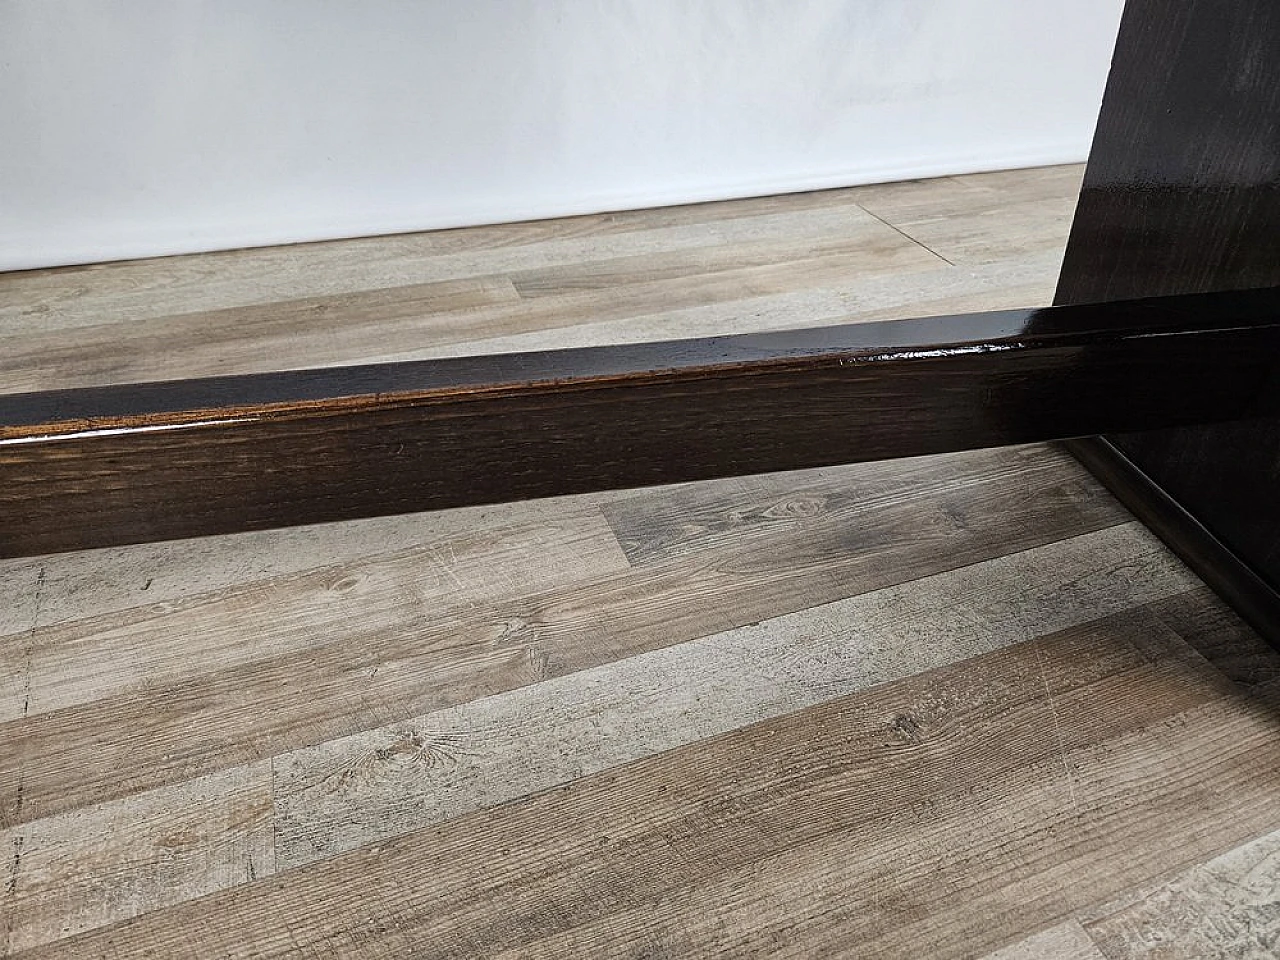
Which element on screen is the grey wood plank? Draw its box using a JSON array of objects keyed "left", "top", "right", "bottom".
[
  {"left": 599, "top": 440, "right": 1081, "bottom": 567},
  {"left": 0, "top": 764, "right": 272, "bottom": 956},
  {"left": 0, "top": 224, "right": 938, "bottom": 393},
  {"left": 0, "top": 522, "right": 1198, "bottom": 952},
  {"left": 0, "top": 196, "right": 913, "bottom": 341},
  {"left": 0, "top": 167, "right": 1079, "bottom": 393},
  {"left": 1, "top": 168, "right": 1081, "bottom": 338},
  {"left": 1081, "top": 827, "right": 1280, "bottom": 959},
  {"left": 0, "top": 510, "right": 627, "bottom": 723},
  {"left": 0, "top": 444, "right": 1128, "bottom": 828},
  {"left": 0, "top": 488, "right": 630, "bottom": 638},
  {"left": 982, "top": 921, "right": 1108, "bottom": 960},
  {"left": 494, "top": 696, "right": 1280, "bottom": 960},
  {"left": 272, "top": 521, "right": 1198, "bottom": 870},
  {"left": 14, "top": 596, "right": 1259, "bottom": 960},
  {"left": 251, "top": 248, "right": 1065, "bottom": 373}
]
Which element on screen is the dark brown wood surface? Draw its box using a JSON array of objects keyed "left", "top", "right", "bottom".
[
  {"left": 1057, "top": 0, "right": 1280, "bottom": 643},
  {"left": 3, "top": 289, "right": 1280, "bottom": 558}
]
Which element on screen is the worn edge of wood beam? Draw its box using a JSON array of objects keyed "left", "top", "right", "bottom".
[
  {"left": 1065, "top": 436, "right": 1280, "bottom": 650},
  {"left": 3, "top": 287, "right": 1279, "bottom": 558}
]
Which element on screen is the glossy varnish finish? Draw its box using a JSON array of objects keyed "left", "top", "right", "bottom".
[
  {"left": 1057, "top": 0, "right": 1280, "bottom": 641},
  {"left": 3, "top": 289, "right": 1280, "bottom": 557}
]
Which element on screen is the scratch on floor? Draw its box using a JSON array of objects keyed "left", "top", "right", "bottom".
[
  {"left": 1034, "top": 640, "right": 1080, "bottom": 810},
  {"left": 20, "top": 566, "right": 47, "bottom": 721},
  {"left": 5, "top": 834, "right": 23, "bottom": 896},
  {"left": 7, "top": 565, "right": 47, "bottom": 862},
  {"left": 427, "top": 543, "right": 471, "bottom": 598},
  {"left": 2, "top": 833, "right": 24, "bottom": 955}
]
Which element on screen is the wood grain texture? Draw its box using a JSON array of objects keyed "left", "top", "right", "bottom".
[
  {"left": 0, "top": 516, "right": 1181, "bottom": 953},
  {"left": 981, "top": 921, "right": 1108, "bottom": 960},
  {"left": 0, "top": 486, "right": 627, "bottom": 637},
  {"left": 0, "top": 510, "right": 626, "bottom": 723},
  {"left": 1, "top": 764, "right": 273, "bottom": 955},
  {"left": 270, "top": 521, "right": 1195, "bottom": 870},
  {"left": 6, "top": 163, "right": 1279, "bottom": 958},
  {"left": 0, "top": 171, "right": 1080, "bottom": 392},
  {"left": 0, "top": 445, "right": 1125, "bottom": 828},
  {"left": 4, "top": 288, "right": 1279, "bottom": 558},
  {"left": 15, "top": 599, "right": 1267, "bottom": 960},
  {"left": 0, "top": 191, "right": 903, "bottom": 338},
  {"left": 1081, "top": 826, "right": 1280, "bottom": 959},
  {"left": 1056, "top": 0, "right": 1280, "bottom": 643}
]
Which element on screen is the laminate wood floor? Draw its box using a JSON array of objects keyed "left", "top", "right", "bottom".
[{"left": 3, "top": 164, "right": 1279, "bottom": 959}]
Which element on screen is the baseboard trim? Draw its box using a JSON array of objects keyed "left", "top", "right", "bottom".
[{"left": 1065, "top": 436, "right": 1280, "bottom": 649}]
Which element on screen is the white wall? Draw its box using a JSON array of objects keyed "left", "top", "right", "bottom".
[{"left": 0, "top": 0, "right": 1124, "bottom": 271}]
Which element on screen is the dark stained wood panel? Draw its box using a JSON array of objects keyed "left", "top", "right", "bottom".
[
  {"left": 3, "top": 290, "right": 1279, "bottom": 558},
  {"left": 1056, "top": 3, "right": 1280, "bottom": 304},
  {"left": 1056, "top": 0, "right": 1280, "bottom": 642}
]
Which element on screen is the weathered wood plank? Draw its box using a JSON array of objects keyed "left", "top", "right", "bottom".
[
  {"left": 0, "top": 252, "right": 1065, "bottom": 394},
  {"left": 1080, "top": 826, "right": 1280, "bottom": 959},
  {"left": 980, "top": 921, "right": 1108, "bottom": 960},
  {"left": 1, "top": 763, "right": 273, "bottom": 956},
  {"left": 0, "top": 194, "right": 921, "bottom": 340},
  {"left": 0, "top": 487, "right": 628, "bottom": 637},
  {"left": 1147, "top": 587, "right": 1280, "bottom": 690},
  {"left": 271, "top": 521, "right": 1198, "bottom": 869},
  {"left": 0, "top": 510, "right": 627, "bottom": 723},
  {"left": 17, "top": 597, "right": 1261, "bottom": 959},
  {"left": 0, "top": 445, "right": 1127, "bottom": 827},
  {"left": 495, "top": 697, "right": 1280, "bottom": 960},
  {"left": 0, "top": 518, "right": 1192, "bottom": 951}
]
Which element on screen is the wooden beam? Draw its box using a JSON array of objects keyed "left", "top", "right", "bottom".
[
  {"left": 3, "top": 288, "right": 1279, "bottom": 558},
  {"left": 1055, "top": 0, "right": 1280, "bottom": 647}
]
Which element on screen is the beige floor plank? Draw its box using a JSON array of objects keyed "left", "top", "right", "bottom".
[
  {"left": 886, "top": 195, "right": 1081, "bottom": 266},
  {"left": 413, "top": 186, "right": 883, "bottom": 256},
  {"left": 271, "top": 521, "right": 1198, "bottom": 869},
  {"left": 853, "top": 163, "right": 1086, "bottom": 226},
  {"left": 854, "top": 166, "right": 1084, "bottom": 266},
  {"left": 15, "top": 597, "right": 1254, "bottom": 959},
  {"left": 0, "top": 185, "right": 885, "bottom": 331},
  {"left": 600, "top": 440, "right": 1082, "bottom": 566},
  {"left": 0, "top": 225, "right": 939, "bottom": 392},
  {"left": 981, "top": 921, "right": 1109, "bottom": 960},
  {"left": 303, "top": 247, "right": 1066, "bottom": 369},
  {"left": 0, "top": 489, "right": 630, "bottom": 638},
  {"left": 1080, "top": 825, "right": 1280, "bottom": 959},
  {"left": 0, "top": 444, "right": 1125, "bottom": 828},
  {"left": 0, "top": 510, "right": 626, "bottom": 723},
  {"left": 496, "top": 695, "right": 1280, "bottom": 960},
  {"left": 0, "top": 192, "right": 909, "bottom": 341},
  {"left": 504, "top": 209, "right": 944, "bottom": 299},
  {"left": 0, "top": 167, "right": 1079, "bottom": 338},
  {"left": 1, "top": 762, "right": 272, "bottom": 956}
]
